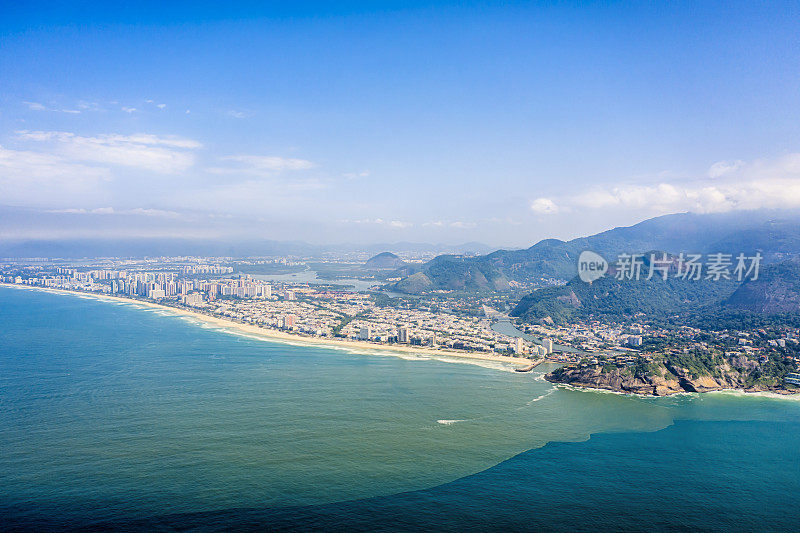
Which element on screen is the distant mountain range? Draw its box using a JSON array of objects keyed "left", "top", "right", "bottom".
[
  {"left": 388, "top": 210, "right": 800, "bottom": 295},
  {"left": 0, "top": 239, "right": 494, "bottom": 259},
  {"left": 511, "top": 254, "right": 800, "bottom": 325}
]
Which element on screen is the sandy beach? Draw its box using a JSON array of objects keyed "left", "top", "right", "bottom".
[{"left": 1, "top": 283, "right": 537, "bottom": 369}]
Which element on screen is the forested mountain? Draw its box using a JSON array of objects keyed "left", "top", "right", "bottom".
[
  {"left": 510, "top": 253, "right": 800, "bottom": 325},
  {"left": 510, "top": 253, "right": 739, "bottom": 324},
  {"left": 725, "top": 257, "right": 800, "bottom": 314},
  {"left": 388, "top": 210, "right": 800, "bottom": 294}
]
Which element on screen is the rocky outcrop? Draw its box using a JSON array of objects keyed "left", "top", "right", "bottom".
[
  {"left": 546, "top": 364, "right": 798, "bottom": 396},
  {"left": 545, "top": 367, "right": 684, "bottom": 396}
]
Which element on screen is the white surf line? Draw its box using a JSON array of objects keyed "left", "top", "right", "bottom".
[{"left": 1, "top": 283, "right": 536, "bottom": 374}]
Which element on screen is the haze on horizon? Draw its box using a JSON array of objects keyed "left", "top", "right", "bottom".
[{"left": 2, "top": 1, "right": 800, "bottom": 248}]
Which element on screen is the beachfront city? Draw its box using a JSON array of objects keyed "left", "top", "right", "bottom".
[
  {"left": 4, "top": 254, "right": 800, "bottom": 390},
  {"left": 4, "top": 2, "right": 800, "bottom": 530},
  {"left": 1, "top": 256, "right": 558, "bottom": 360}
]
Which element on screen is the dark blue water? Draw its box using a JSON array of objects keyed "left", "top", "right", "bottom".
[
  {"left": 2, "top": 286, "right": 800, "bottom": 531},
  {"left": 81, "top": 420, "right": 800, "bottom": 532}
]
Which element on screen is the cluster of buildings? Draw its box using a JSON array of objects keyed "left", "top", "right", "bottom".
[
  {"left": 8, "top": 267, "right": 274, "bottom": 303},
  {"left": 6, "top": 256, "right": 798, "bottom": 377},
  {"left": 207, "top": 289, "right": 545, "bottom": 354},
  {"left": 1, "top": 261, "right": 556, "bottom": 358},
  {"left": 520, "top": 321, "right": 645, "bottom": 352}
]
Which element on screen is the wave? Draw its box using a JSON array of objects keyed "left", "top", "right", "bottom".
[
  {"left": 436, "top": 389, "right": 561, "bottom": 425},
  {"left": 526, "top": 388, "right": 556, "bottom": 405},
  {"left": 704, "top": 389, "right": 800, "bottom": 402}
]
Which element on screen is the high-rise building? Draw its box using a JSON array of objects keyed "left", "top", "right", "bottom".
[
  {"left": 515, "top": 337, "right": 525, "bottom": 354},
  {"left": 398, "top": 326, "right": 409, "bottom": 343},
  {"left": 358, "top": 326, "right": 372, "bottom": 340},
  {"left": 627, "top": 336, "right": 643, "bottom": 347},
  {"left": 543, "top": 339, "right": 553, "bottom": 354}
]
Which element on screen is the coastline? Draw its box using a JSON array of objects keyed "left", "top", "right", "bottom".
[
  {"left": 0, "top": 283, "right": 537, "bottom": 369},
  {"left": 544, "top": 371, "right": 800, "bottom": 398}
]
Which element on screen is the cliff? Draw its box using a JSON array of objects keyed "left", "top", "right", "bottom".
[{"left": 546, "top": 358, "right": 799, "bottom": 396}]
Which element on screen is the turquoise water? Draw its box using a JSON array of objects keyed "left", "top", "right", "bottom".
[{"left": 2, "top": 286, "right": 800, "bottom": 530}]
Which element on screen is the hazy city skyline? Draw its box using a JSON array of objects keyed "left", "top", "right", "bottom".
[{"left": 3, "top": 1, "right": 800, "bottom": 246}]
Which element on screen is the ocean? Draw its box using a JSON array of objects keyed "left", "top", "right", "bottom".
[{"left": 1, "top": 286, "right": 799, "bottom": 531}]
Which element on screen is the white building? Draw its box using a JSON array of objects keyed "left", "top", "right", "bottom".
[
  {"left": 398, "top": 326, "right": 409, "bottom": 343},
  {"left": 148, "top": 288, "right": 166, "bottom": 299},
  {"left": 515, "top": 337, "right": 526, "bottom": 354},
  {"left": 182, "top": 293, "right": 204, "bottom": 307}
]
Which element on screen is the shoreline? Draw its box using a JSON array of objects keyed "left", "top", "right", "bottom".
[
  {"left": 544, "top": 373, "right": 800, "bottom": 398},
  {"left": 0, "top": 283, "right": 538, "bottom": 369}
]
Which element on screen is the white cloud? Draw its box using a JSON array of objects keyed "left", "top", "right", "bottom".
[
  {"left": 555, "top": 153, "right": 800, "bottom": 215},
  {"left": 530, "top": 197, "right": 560, "bottom": 214},
  {"left": 208, "top": 155, "right": 316, "bottom": 177},
  {"left": 157, "top": 103, "right": 166, "bottom": 109},
  {"left": 0, "top": 145, "right": 106, "bottom": 180},
  {"left": 121, "top": 106, "right": 137, "bottom": 113},
  {"left": 77, "top": 101, "right": 102, "bottom": 111},
  {"left": 46, "top": 207, "right": 185, "bottom": 219},
  {"left": 226, "top": 110, "right": 250, "bottom": 119},
  {"left": 183, "top": 177, "right": 327, "bottom": 215},
  {"left": 707, "top": 159, "right": 744, "bottom": 179},
  {"left": 343, "top": 170, "right": 370, "bottom": 179},
  {"left": 127, "top": 207, "right": 184, "bottom": 218},
  {"left": 345, "top": 218, "right": 413, "bottom": 229},
  {"left": 22, "top": 101, "right": 81, "bottom": 114},
  {"left": 0, "top": 145, "right": 110, "bottom": 205},
  {"left": 420, "top": 220, "right": 478, "bottom": 228},
  {"left": 17, "top": 130, "right": 201, "bottom": 173},
  {"left": 450, "top": 221, "right": 477, "bottom": 229}
]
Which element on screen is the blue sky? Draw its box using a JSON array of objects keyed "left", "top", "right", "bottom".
[{"left": 2, "top": 1, "right": 800, "bottom": 246}]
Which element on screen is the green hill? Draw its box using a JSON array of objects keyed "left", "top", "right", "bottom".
[
  {"left": 392, "top": 254, "right": 509, "bottom": 293},
  {"left": 364, "top": 252, "right": 406, "bottom": 269},
  {"left": 511, "top": 253, "right": 738, "bottom": 324},
  {"left": 388, "top": 210, "right": 800, "bottom": 294}
]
